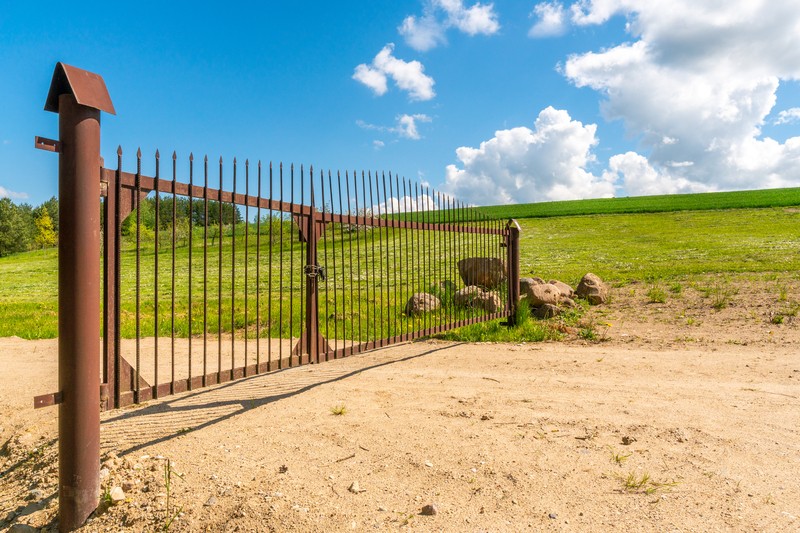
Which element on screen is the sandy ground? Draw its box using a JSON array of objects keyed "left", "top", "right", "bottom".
[{"left": 1, "top": 275, "right": 799, "bottom": 532}]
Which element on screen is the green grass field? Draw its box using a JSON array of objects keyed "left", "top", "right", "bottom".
[{"left": 1, "top": 189, "right": 798, "bottom": 340}]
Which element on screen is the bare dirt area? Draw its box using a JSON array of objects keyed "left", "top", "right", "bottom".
[{"left": 1, "top": 276, "right": 799, "bottom": 532}]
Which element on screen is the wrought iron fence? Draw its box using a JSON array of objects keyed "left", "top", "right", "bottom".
[
  {"left": 34, "top": 62, "right": 520, "bottom": 531},
  {"left": 101, "top": 151, "right": 513, "bottom": 409}
]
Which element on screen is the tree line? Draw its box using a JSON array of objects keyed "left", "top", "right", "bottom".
[{"left": 0, "top": 196, "right": 58, "bottom": 257}]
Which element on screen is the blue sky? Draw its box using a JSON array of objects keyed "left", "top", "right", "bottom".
[{"left": 2, "top": 1, "right": 800, "bottom": 208}]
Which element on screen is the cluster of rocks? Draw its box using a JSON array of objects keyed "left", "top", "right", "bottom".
[
  {"left": 404, "top": 257, "right": 506, "bottom": 316},
  {"left": 521, "top": 273, "right": 609, "bottom": 318}
]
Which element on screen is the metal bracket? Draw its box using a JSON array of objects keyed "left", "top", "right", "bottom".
[
  {"left": 303, "top": 264, "right": 326, "bottom": 281},
  {"left": 34, "top": 136, "right": 61, "bottom": 153}
]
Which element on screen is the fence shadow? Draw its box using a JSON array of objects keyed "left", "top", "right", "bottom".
[{"left": 101, "top": 342, "right": 463, "bottom": 456}]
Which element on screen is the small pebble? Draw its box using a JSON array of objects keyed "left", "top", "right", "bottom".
[
  {"left": 424, "top": 460, "right": 433, "bottom": 468},
  {"left": 421, "top": 503, "right": 439, "bottom": 516},
  {"left": 204, "top": 496, "right": 217, "bottom": 507},
  {"left": 109, "top": 486, "right": 126, "bottom": 504},
  {"left": 348, "top": 481, "right": 362, "bottom": 494},
  {"left": 548, "top": 513, "right": 558, "bottom": 520}
]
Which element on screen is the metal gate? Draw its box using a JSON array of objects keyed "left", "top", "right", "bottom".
[{"left": 33, "top": 62, "right": 521, "bottom": 531}]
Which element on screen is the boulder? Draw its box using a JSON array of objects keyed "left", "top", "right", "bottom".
[
  {"left": 533, "top": 304, "right": 561, "bottom": 319},
  {"left": 523, "top": 283, "right": 561, "bottom": 306},
  {"left": 404, "top": 293, "right": 441, "bottom": 316},
  {"left": 548, "top": 280, "right": 574, "bottom": 299},
  {"left": 457, "top": 257, "right": 507, "bottom": 289},
  {"left": 575, "top": 273, "right": 609, "bottom": 305},
  {"left": 519, "top": 277, "right": 544, "bottom": 298},
  {"left": 474, "top": 291, "right": 503, "bottom": 313},
  {"left": 454, "top": 286, "right": 483, "bottom": 308}
]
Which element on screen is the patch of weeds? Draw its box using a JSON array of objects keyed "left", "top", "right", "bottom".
[
  {"left": 668, "top": 282, "right": 683, "bottom": 295},
  {"left": 610, "top": 451, "right": 631, "bottom": 466},
  {"left": 163, "top": 459, "right": 184, "bottom": 531},
  {"left": 777, "top": 285, "right": 788, "bottom": 302},
  {"left": 770, "top": 314, "right": 785, "bottom": 325},
  {"left": 579, "top": 327, "right": 598, "bottom": 341},
  {"left": 578, "top": 317, "right": 611, "bottom": 342},
  {"left": 646, "top": 285, "right": 667, "bottom": 303},
  {"left": 618, "top": 471, "right": 678, "bottom": 494},
  {"left": 702, "top": 283, "right": 737, "bottom": 310},
  {"left": 330, "top": 404, "right": 348, "bottom": 416}
]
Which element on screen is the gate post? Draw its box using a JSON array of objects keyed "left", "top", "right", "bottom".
[
  {"left": 506, "top": 219, "right": 521, "bottom": 325},
  {"left": 44, "top": 63, "right": 115, "bottom": 532}
]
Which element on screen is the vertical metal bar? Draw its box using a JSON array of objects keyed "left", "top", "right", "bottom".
[
  {"left": 100, "top": 150, "right": 116, "bottom": 409},
  {"left": 135, "top": 148, "right": 141, "bottom": 402},
  {"left": 368, "top": 172, "right": 377, "bottom": 345},
  {"left": 403, "top": 178, "right": 410, "bottom": 340},
  {"left": 353, "top": 171, "right": 362, "bottom": 347},
  {"left": 244, "top": 160, "right": 250, "bottom": 375},
  {"left": 381, "top": 172, "right": 389, "bottom": 344},
  {"left": 328, "top": 171, "right": 338, "bottom": 357},
  {"left": 256, "top": 161, "right": 262, "bottom": 371},
  {"left": 387, "top": 174, "right": 395, "bottom": 341},
  {"left": 345, "top": 171, "right": 354, "bottom": 354},
  {"left": 361, "top": 172, "right": 370, "bottom": 346},
  {"left": 278, "top": 163, "right": 284, "bottom": 369},
  {"left": 203, "top": 156, "right": 209, "bottom": 386},
  {"left": 413, "top": 182, "right": 421, "bottom": 335},
  {"left": 321, "top": 170, "right": 330, "bottom": 360},
  {"left": 289, "top": 164, "right": 294, "bottom": 366},
  {"left": 268, "top": 163, "right": 274, "bottom": 369},
  {"left": 217, "top": 157, "right": 223, "bottom": 382},
  {"left": 299, "top": 165, "right": 305, "bottom": 363},
  {"left": 188, "top": 154, "right": 193, "bottom": 390},
  {"left": 304, "top": 166, "right": 317, "bottom": 363},
  {"left": 154, "top": 151, "right": 160, "bottom": 398},
  {"left": 171, "top": 153, "right": 176, "bottom": 394},
  {"left": 336, "top": 171, "right": 347, "bottom": 355},
  {"left": 55, "top": 90, "right": 102, "bottom": 532},
  {"left": 507, "top": 219, "right": 521, "bottom": 324},
  {"left": 231, "top": 158, "right": 236, "bottom": 378}
]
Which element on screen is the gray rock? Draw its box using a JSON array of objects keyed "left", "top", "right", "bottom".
[
  {"left": 454, "top": 286, "right": 483, "bottom": 308},
  {"left": 457, "top": 258, "right": 507, "bottom": 289},
  {"left": 404, "top": 293, "right": 441, "bottom": 316},
  {"left": 420, "top": 503, "right": 439, "bottom": 516},
  {"left": 524, "top": 283, "right": 561, "bottom": 306},
  {"left": 548, "top": 280, "right": 575, "bottom": 298},
  {"left": 204, "top": 496, "right": 217, "bottom": 507},
  {"left": 9, "top": 524, "right": 39, "bottom": 533},
  {"left": 534, "top": 304, "right": 561, "bottom": 319},
  {"left": 575, "top": 273, "right": 609, "bottom": 305},
  {"left": 109, "top": 486, "right": 125, "bottom": 504},
  {"left": 27, "top": 488, "right": 44, "bottom": 501},
  {"left": 474, "top": 291, "right": 503, "bottom": 313}
]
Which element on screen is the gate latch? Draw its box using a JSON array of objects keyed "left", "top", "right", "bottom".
[{"left": 303, "top": 264, "right": 326, "bottom": 281}]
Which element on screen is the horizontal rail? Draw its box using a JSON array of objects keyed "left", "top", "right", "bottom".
[{"left": 100, "top": 167, "right": 506, "bottom": 235}]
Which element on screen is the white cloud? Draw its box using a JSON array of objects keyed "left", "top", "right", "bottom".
[
  {"left": 0, "top": 185, "right": 28, "bottom": 200},
  {"left": 559, "top": 0, "right": 800, "bottom": 193},
  {"left": 444, "top": 107, "right": 616, "bottom": 205},
  {"left": 529, "top": 2, "right": 568, "bottom": 38},
  {"left": 373, "top": 140, "right": 385, "bottom": 150},
  {"left": 774, "top": 108, "right": 800, "bottom": 125},
  {"left": 353, "top": 44, "right": 436, "bottom": 101},
  {"left": 357, "top": 114, "right": 432, "bottom": 140},
  {"left": 374, "top": 193, "right": 439, "bottom": 215},
  {"left": 400, "top": 0, "right": 500, "bottom": 51}
]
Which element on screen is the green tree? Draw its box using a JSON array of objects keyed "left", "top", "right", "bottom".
[
  {"left": 34, "top": 209, "right": 58, "bottom": 248},
  {"left": 0, "top": 198, "right": 32, "bottom": 256}
]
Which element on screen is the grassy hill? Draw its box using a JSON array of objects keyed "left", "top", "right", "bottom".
[{"left": 475, "top": 187, "right": 800, "bottom": 220}]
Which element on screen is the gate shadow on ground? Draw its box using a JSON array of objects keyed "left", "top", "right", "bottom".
[{"left": 101, "top": 342, "right": 463, "bottom": 456}]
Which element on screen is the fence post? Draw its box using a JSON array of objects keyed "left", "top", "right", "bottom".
[
  {"left": 506, "top": 219, "right": 521, "bottom": 325},
  {"left": 44, "top": 63, "right": 115, "bottom": 532}
]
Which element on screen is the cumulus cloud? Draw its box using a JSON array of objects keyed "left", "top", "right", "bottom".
[
  {"left": 444, "top": 107, "right": 615, "bottom": 205},
  {"left": 357, "top": 114, "right": 433, "bottom": 140},
  {"left": 353, "top": 44, "right": 436, "bottom": 101},
  {"left": 774, "top": 108, "right": 800, "bottom": 125},
  {"left": 400, "top": 0, "right": 500, "bottom": 51},
  {"left": 529, "top": 2, "right": 568, "bottom": 38},
  {"left": 0, "top": 185, "right": 28, "bottom": 200},
  {"left": 373, "top": 193, "right": 439, "bottom": 215},
  {"left": 559, "top": 0, "right": 800, "bottom": 193}
]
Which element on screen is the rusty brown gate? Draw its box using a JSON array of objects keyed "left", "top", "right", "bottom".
[{"left": 34, "top": 63, "right": 521, "bottom": 531}]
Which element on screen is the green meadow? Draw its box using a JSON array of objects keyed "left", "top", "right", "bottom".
[{"left": 0, "top": 188, "right": 798, "bottom": 340}]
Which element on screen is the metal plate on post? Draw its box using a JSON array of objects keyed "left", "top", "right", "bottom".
[{"left": 44, "top": 63, "right": 116, "bottom": 115}]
